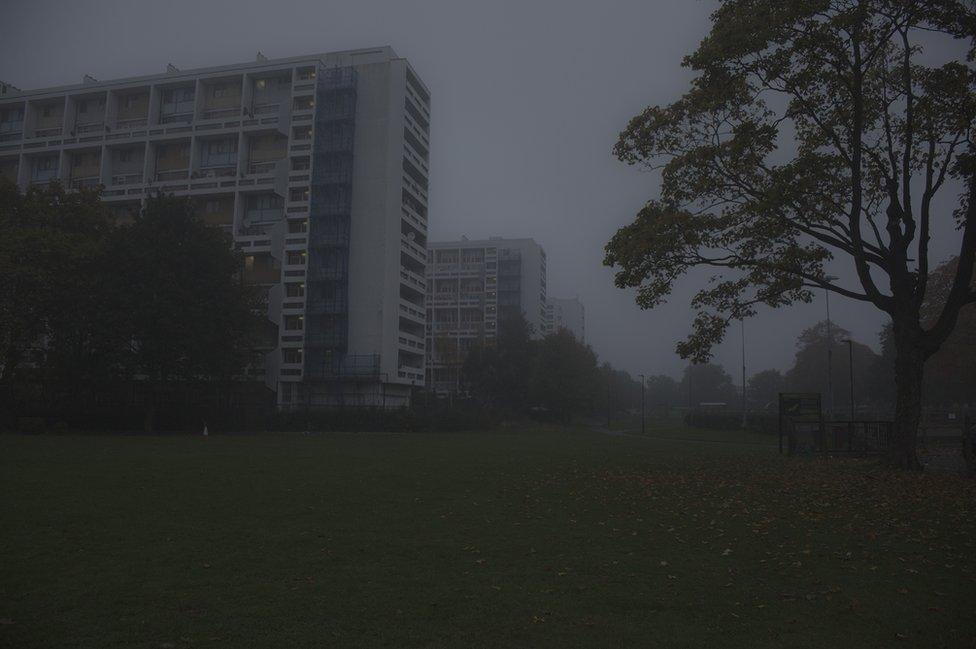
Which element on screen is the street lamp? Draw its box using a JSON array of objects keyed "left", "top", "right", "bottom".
[{"left": 639, "top": 373, "right": 646, "bottom": 435}]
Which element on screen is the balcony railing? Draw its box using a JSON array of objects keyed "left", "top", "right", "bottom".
[
  {"left": 201, "top": 107, "right": 241, "bottom": 120},
  {"left": 111, "top": 173, "right": 143, "bottom": 186},
  {"left": 0, "top": 123, "right": 24, "bottom": 141},
  {"left": 247, "top": 161, "right": 278, "bottom": 174},
  {"left": 70, "top": 176, "right": 100, "bottom": 190},
  {"left": 116, "top": 118, "right": 147, "bottom": 130},
  {"left": 193, "top": 166, "right": 236, "bottom": 179},
  {"left": 159, "top": 112, "right": 193, "bottom": 124},
  {"left": 155, "top": 169, "right": 189, "bottom": 181},
  {"left": 33, "top": 127, "right": 62, "bottom": 138},
  {"left": 75, "top": 122, "right": 104, "bottom": 134},
  {"left": 251, "top": 102, "right": 280, "bottom": 115},
  {"left": 244, "top": 208, "right": 283, "bottom": 223}
]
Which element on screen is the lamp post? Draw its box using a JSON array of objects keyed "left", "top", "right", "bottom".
[
  {"left": 639, "top": 373, "right": 646, "bottom": 435},
  {"left": 825, "top": 289, "right": 834, "bottom": 420},
  {"left": 844, "top": 339, "right": 855, "bottom": 422}
]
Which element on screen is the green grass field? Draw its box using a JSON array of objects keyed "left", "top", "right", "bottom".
[{"left": 1, "top": 427, "right": 974, "bottom": 648}]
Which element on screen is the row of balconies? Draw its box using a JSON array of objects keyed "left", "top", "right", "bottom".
[
  {"left": 1, "top": 134, "right": 297, "bottom": 193},
  {"left": 0, "top": 66, "right": 326, "bottom": 143}
]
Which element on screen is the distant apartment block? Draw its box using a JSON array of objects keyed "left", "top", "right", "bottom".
[
  {"left": 544, "top": 297, "right": 585, "bottom": 341},
  {"left": 425, "top": 237, "right": 547, "bottom": 393},
  {"left": 0, "top": 47, "right": 430, "bottom": 408}
]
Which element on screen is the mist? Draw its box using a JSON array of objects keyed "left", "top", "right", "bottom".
[{"left": 0, "top": 0, "right": 964, "bottom": 380}]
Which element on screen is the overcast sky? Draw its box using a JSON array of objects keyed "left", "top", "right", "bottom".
[{"left": 1, "top": 0, "right": 965, "bottom": 381}]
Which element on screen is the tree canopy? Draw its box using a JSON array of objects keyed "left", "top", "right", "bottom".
[{"left": 604, "top": 0, "right": 976, "bottom": 467}]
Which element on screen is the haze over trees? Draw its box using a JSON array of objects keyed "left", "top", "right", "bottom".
[{"left": 605, "top": 1, "right": 976, "bottom": 468}]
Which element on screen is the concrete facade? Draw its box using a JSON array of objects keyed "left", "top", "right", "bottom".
[
  {"left": 425, "top": 237, "right": 547, "bottom": 393},
  {"left": 0, "top": 47, "right": 430, "bottom": 408},
  {"left": 544, "top": 297, "right": 585, "bottom": 341}
]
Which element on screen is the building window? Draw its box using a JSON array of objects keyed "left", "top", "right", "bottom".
[
  {"left": 286, "top": 251, "right": 306, "bottom": 266},
  {"left": 289, "top": 187, "right": 309, "bottom": 202},
  {"left": 288, "top": 219, "right": 308, "bottom": 234},
  {"left": 285, "top": 283, "right": 305, "bottom": 297},
  {"left": 291, "top": 157, "right": 310, "bottom": 171},
  {"left": 76, "top": 100, "right": 88, "bottom": 114},
  {"left": 161, "top": 87, "right": 194, "bottom": 115},
  {"left": 284, "top": 315, "right": 304, "bottom": 331},
  {"left": 282, "top": 348, "right": 303, "bottom": 364},
  {"left": 203, "top": 139, "right": 236, "bottom": 166}
]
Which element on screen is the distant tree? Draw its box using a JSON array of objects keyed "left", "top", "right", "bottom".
[
  {"left": 604, "top": 1, "right": 976, "bottom": 468},
  {"left": 529, "top": 329, "right": 599, "bottom": 420},
  {"left": 785, "top": 321, "right": 881, "bottom": 416},
  {"left": 0, "top": 180, "right": 113, "bottom": 405},
  {"left": 747, "top": 369, "right": 786, "bottom": 410},
  {"left": 463, "top": 313, "right": 535, "bottom": 413},
  {"left": 679, "top": 363, "right": 737, "bottom": 407},
  {"left": 101, "top": 194, "right": 258, "bottom": 432},
  {"left": 644, "top": 374, "right": 680, "bottom": 413}
]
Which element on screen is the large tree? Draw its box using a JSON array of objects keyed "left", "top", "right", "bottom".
[
  {"left": 0, "top": 180, "right": 114, "bottom": 404},
  {"left": 102, "top": 194, "right": 258, "bottom": 431},
  {"left": 605, "top": 1, "right": 976, "bottom": 468}
]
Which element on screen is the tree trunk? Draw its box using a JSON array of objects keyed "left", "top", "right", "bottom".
[{"left": 890, "top": 332, "right": 925, "bottom": 470}]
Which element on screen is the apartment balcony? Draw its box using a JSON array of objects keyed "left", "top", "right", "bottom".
[
  {"left": 74, "top": 122, "right": 105, "bottom": 135},
  {"left": 159, "top": 112, "right": 193, "bottom": 125},
  {"left": 116, "top": 118, "right": 148, "bottom": 130},
  {"left": 69, "top": 176, "right": 100, "bottom": 190},
  {"left": 251, "top": 102, "right": 281, "bottom": 116},
  {"left": 400, "top": 268, "right": 426, "bottom": 292},
  {"left": 247, "top": 160, "right": 278, "bottom": 175},
  {"left": 200, "top": 107, "right": 241, "bottom": 121},
  {"left": 401, "top": 234, "right": 427, "bottom": 262},
  {"left": 0, "top": 123, "right": 23, "bottom": 141},
  {"left": 33, "top": 127, "right": 63, "bottom": 138},
  {"left": 155, "top": 169, "right": 189, "bottom": 182},
  {"left": 109, "top": 172, "right": 143, "bottom": 186},
  {"left": 192, "top": 165, "right": 236, "bottom": 179}
]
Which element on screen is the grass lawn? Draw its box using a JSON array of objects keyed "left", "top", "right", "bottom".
[{"left": 1, "top": 428, "right": 974, "bottom": 648}]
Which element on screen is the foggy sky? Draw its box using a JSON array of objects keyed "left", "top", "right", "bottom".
[{"left": 1, "top": 0, "right": 965, "bottom": 382}]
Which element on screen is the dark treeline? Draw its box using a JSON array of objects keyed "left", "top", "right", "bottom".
[
  {"left": 461, "top": 314, "right": 677, "bottom": 423},
  {"left": 0, "top": 181, "right": 262, "bottom": 432}
]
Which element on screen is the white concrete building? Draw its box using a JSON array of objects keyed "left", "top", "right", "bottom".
[
  {"left": 425, "top": 237, "right": 547, "bottom": 393},
  {"left": 544, "top": 297, "right": 585, "bottom": 341},
  {"left": 0, "top": 47, "right": 430, "bottom": 408}
]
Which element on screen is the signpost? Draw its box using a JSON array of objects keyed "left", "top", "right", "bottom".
[{"left": 778, "top": 392, "right": 823, "bottom": 455}]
